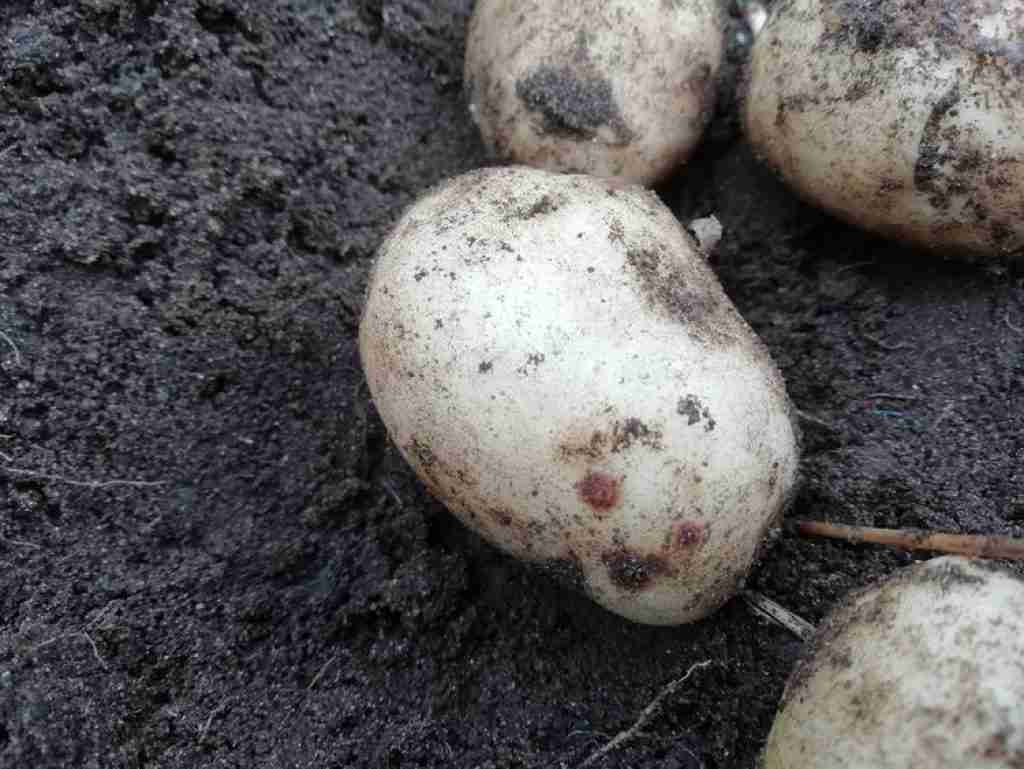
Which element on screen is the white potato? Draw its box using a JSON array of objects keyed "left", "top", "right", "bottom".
[
  {"left": 745, "top": 0, "right": 1024, "bottom": 259},
  {"left": 762, "top": 556, "right": 1024, "bottom": 768},
  {"left": 359, "top": 166, "right": 799, "bottom": 625},
  {"left": 464, "top": 0, "right": 724, "bottom": 186}
]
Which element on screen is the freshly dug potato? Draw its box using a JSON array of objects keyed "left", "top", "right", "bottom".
[
  {"left": 762, "top": 557, "right": 1024, "bottom": 768},
  {"left": 359, "top": 166, "right": 799, "bottom": 625},
  {"left": 745, "top": 0, "right": 1024, "bottom": 259},
  {"left": 464, "top": 0, "right": 724, "bottom": 186}
]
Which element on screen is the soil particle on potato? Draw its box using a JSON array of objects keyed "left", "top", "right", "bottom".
[
  {"left": 677, "top": 394, "right": 717, "bottom": 432},
  {"left": 602, "top": 547, "right": 672, "bottom": 591},
  {"left": 515, "top": 65, "right": 633, "bottom": 143}
]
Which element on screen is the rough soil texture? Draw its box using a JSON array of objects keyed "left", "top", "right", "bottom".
[{"left": 0, "top": 2, "right": 1021, "bottom": 768}]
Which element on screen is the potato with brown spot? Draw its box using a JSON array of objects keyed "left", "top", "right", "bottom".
[
  {"left": 762, "top": 557, "right": 1024, "bottom": 768},
  {"left": 465, "top": 0, "right": 724, "bottom": 186},
  {"left": 359, "top": 166, "right": 799, "bottom": 625},
  {"left": 745, "top": 0, "right": 1024, "bottom": 260}
]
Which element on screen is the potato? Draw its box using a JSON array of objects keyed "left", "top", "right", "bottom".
[
  {"left": 358, "top": 166, "right": 799, "bottom": 625},
  {"left": 762, "top": 557, "right": 1024, "bottom": 768},
  {"left": 464, "top": 0, "right": 724, "bottom": 186},
  {"left": 745, "top": 0, "right": 1024, "bottom": 259}
]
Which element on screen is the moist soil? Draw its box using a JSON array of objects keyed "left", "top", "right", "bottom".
[{"left": 1, "top": 2, "right": 1021, "bottom": 768}]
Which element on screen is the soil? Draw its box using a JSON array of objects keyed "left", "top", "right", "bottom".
[{"left": 0, "top": 2, "right": 1021, "bottom": 768}]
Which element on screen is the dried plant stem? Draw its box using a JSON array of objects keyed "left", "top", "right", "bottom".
[
  {"left": 742, "top": 590, "right": 814, "bottom": 641},
  {"left": 578, "top": 660, "right": 711, "bottom": 768},
  {"left": 793, "top": 520, "right": 1024, "bottom": 560}
]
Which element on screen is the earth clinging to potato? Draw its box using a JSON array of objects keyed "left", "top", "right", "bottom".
[{"left": 359, "top": 166, "right": 800, "bottom": 625}]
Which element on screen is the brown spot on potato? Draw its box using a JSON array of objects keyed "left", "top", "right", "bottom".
[
  {"left": 560, "top": 430, "right": 608, "bottom": 461},
  {"left": 576, "top": 471, "right": 620, "bottom": 513},
  {"left": 671, "top": 520, "right": 706, "bottom": 550},
  {"left": 610, "top": 418, "right": 664, "bottom": 452},
  {"left": 602, "top": 548, "right": 671, "bottom": 591}
]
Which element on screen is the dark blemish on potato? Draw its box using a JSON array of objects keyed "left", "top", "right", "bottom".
[
  {"left": 405, "top": 437, "right": 478, "bottom": 507},
  {"left": 832, "top": 0, "right": 1024, "bottom": 75},
  {"left": 610, "top": 417, "right": 664, "bottom": 452},
  {"left": 602, "top": 548, "right": 670, "bottom": 592},
  {"left": 516, "top": 352, "right": 546, "bottom": 375},
  {"left": 913, "top": 85, "right": 961, "bottom": 209},
  {"left": 576, "top": 471, "right": 620, "bottom": 514},
  {"left": 413, "top": 268, "right": 428, "bottom": 281},
  {"left": 515, "top": 65, "right": 633, "bottom": 143},
  {"left": 624, "top": 246, "right": 724, "bottom": 339},
  {"left": 608, "top": 217, "right": 625, "bottom": 244},
  {"left": 559, "top": 430, "right": 608, "bottom": 461},
  {"left": 671, "top": 520, "right": 706, "bottom": 550},
  {"left": 522, "top": 193, "right": 560, "bottom": 219},
  {"left": 677, "top": 394, "right": 716, "bottom": 432},
  {"left": 478, "top": 360, "right": 493, "bottom": 373}
]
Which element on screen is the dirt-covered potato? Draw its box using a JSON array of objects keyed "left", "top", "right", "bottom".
[
  {"left": 464, "top": 0, "right": 724, "bottom": 186},
  {"left": 745, "top": 0, "right": 1024, "bottom": 259},
  {"left": 359, "top": 166, "right": 799, "bottom": 625},
  {"left": 762, "top": 557, "right": 1024, "bottom": 768}
]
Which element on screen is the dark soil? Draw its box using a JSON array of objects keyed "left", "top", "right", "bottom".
[{"left": 1, "top": 2, "right": 1021, "bottom": 768}]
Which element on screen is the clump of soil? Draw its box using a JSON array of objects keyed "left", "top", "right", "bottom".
[{"left": 1, "top": 1, "right": 1021, "bottom": 768}]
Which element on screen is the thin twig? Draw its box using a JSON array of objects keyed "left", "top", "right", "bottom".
[
  {"left": 796, "top": 409, "right": 838, "bottom": 431},
  {"left": 199, "top": 697, "right": 231, "bottom": 745},
  {"left": 931, "top": 402, "right": 958, "bottom": 432},
  {"left": 379, "top": 479, "right": 403, "bottom": 508},
  {"left": 864, "top": 392, "right": 919, "bottom": 401},
  {"left": 793, "top": 520, "right": 1024, "bottom": 560},
  {"left": 861, "top": 332, "right": 910, "bottom": 352},
  {"left": 0, "top": 533, "right": 41, "bottom": 549},
  {"left": 0, "top": 466, "right": 165, "bottom": 489},
  {"left": 742, "top": 590, "right": 815, "bottom": 641},
  {"left": 31, "top": 631, "right": 109, "bottom": 669},
  {"left": 0, "top": 329, "right": 22, "bottom": 366},
  {"left": 1006, "top": 311, "right": 1022, "bottom": 334},
  {"left": 307, "top": 654, "right": 338, "bottom": 690},
  {"left": 578, "top": 660, "right": 712, "bottom": 768},
  {"left": 834, "top": 260, "right": 875, "bottom": 276}
]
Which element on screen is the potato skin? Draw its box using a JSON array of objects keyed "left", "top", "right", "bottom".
[
  {"left": 359, "top": 166, "right": 799, "bottom": 625},
  {"left": 464, "top": 0, "right": 724, "bottom": 186},
  {"left": 762, "top": 557, "right": 1024, "bottom": 768},
  {"left": 745, "top": 0, "right": 1024, "bottom": 260}
]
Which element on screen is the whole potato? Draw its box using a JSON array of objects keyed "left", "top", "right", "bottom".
[
  {"left": 745, "top": 0, "right": 1024, "bottom": 259},
  {"left": 359, "top": 166, "right": 799, "bottom": 625},
  {"left": 464, "top": 0, "right": 724, "bottom": 186},
  {"left": 762, "top": 557, "right": 1024, "bottom": 768}
]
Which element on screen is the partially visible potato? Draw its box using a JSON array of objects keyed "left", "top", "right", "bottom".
[
  {"left": 745, "top": 0, "right": 1024, "bottom": 259},
  {"left": 359, "top": 166, "right": 799, "bottom": 625},
  {"left": 762, "top": 557, "right": 1024, "bottom": 768},
  {"left": 464, "top": 0, "right": 724, "bottom": 186}
]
